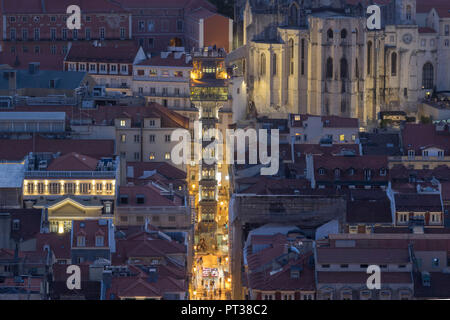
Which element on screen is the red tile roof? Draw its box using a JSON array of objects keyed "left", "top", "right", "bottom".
[
  {"left": 290, "top": 114, "right": 359, "bottom": 128},
  {"left": 1, "top": 0, "right": 129, "bottom": 13},
  {"left": 113, "top": 231, "right": 186, "bottom": 265},
  {"left": 36, "top": 232, "right": 71, "bottom": 260},
  {"left": 118, "top": 0, "right": 216, "bottom": 11},
  {"left": 72, "top": 220, "right": 110, "bottom": 248},
  {"left": 418, "top": 27, "right": 437, "bottom": 34},
  {"left": 416, "top": 0, "right": 450, "bottom": 17},
  {"left": 316, "top": 247, "right": 410, "bottom": 264},
  {"left": 402, "top": 124, "right": 450, "bottom": 155},
  {"left": 47, "top": 152, "right": 99, "bottom": 171},
  {"left": 314, "top": 155, "right": 389, "bottom": 183},
  {"left": 317, "top": 271, "right": 412, "bottom": 284},
  {"left": 0, "top": 136, "right": 114, "bottom": 161},
  {"left": 118, "top": 185, "right": 180, "bottom": 207},
  {"left": 394, "top": 193, "right": 442, "bottom": 212},
  {"left": 7, "top": 209, "right": 42, "bottom": 242},
  {"left": 137, "top": 53, "right": 192, "bottom": 67},
  {"left": 66, "top": 41, "right": 141, "bottom": 64},
  {"left": 126, "top": 162, "right": 186, "bottom": 181}
]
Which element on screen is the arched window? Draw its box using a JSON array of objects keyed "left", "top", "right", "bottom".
[
  {"left": 406, "top": 5, "right": 412, "bottom": 21},
  {"left": 289, "top": 5, "right": 298, "bottom": 26},
  {"left": 327, "top": 29, "right": 333, "bottom": 40},
  {"left": 367, "top": 41, "right": 372, "bottom": 75},
  {"left": 340, "top": 57, "right": 348, "bottom": 79},
  {"left": 289, "top": 38, "right": 294, "bottom": 75},
  {"left": 272, "top": 53, "right": 277, "bottom": 75},
  {"left": 341, "top": 29, "right": 347, "bottom": 39},
  {"left": 260, "top": 53, "right": 266, "bottom": 76},
  {"left": 355, "top": 58, "right": 359, "bottom": 78},
  {"left": 289, "top": 38, "right": 294, "bottom": 59},
  {"left": 391, "top": 52, "right": 397, "bottom": 76},
  {"left": 422, "top": 62, "right": 434, "bottom": 89},
  {"left": 326, "top": 57, "right": 333, "bottom": 79},
  {"left": 301, "top": 38, "right": 305, "bottom": 75}
]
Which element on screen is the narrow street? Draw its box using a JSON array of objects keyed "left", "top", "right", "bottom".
[{"left": 189, "top": 176, "right": 231, "bottom": 300}]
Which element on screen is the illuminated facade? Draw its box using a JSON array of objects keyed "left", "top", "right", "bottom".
[
  {"left": 22, "top": 154, "right": 119, "bottom": 233},
  {"left": 190, "top": 47, "right": 230, "bottom": 251},
  {"left": 231, "top": 0, "right": 450, "bottom": 125}
]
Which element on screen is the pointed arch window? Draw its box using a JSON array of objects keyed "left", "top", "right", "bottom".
[
  {"left": 272, "top": 53, "right": 277, "bottom": 75},
  {"left": 367, "top": 41, "right": 372, "bottom": 75},
  {"left": 422, "top": 62, "right": 434, "bottom": 89},
  {"left": 406, "top": 5, "right": 412, "bottom": 21},
  {"left": 326, "top": 57, "right": 333, "bottom": 79},
  {"left": 340, "top": 57, "right": 348, "bottom": 79},
  {"left": 260, "top": 53, "right": 266, "bottom": 76},
  {"left": 289, "top": 5, "right": 298, "bottom": 26},
  {"left": 391, "top": 52, "right": 397, "bottom": 76}
]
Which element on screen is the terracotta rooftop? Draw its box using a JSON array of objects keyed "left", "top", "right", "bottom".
[
  {"left": 47, "top": 152, "right": 100, "bottom": 171},
  {"left": 66, "top": 41, "right": 141, "bottom": 63}
]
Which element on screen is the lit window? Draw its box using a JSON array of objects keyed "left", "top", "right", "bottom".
[
  {"left": 120, "top": 120, "right": 126, "bottom": 127},
  {"left": 165, "top": 153, "right": 171, "bottom": 160},
  {"left": 77, "top": 236, "right": 86, "bottom": 247},
  {"left": 339, "top": 134, "right": 345, "bottom": 141}
]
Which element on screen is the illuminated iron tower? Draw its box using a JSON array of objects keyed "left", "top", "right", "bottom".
[{"left": 190, "top": 47, "right": 229, "bottom": 252}]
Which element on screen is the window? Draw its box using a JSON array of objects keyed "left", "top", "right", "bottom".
[
  {"left": 120, "top": 134, "right": 126, "bottom": 143},
  {"left": 326, "top": 57, "right": 333, "bottom": 79},
  {"left": 398, "top": 213, "right": 408, "bottom": 223},
  {"left": 177, "top": 20, "right": 183, "bottom": 32},
  {"left": 318, "top": 168, "right": 325, "bottom": 175},
  {"left": 49, "top": 183, "right": 61, "bottom": 194},
  {"left": 149, "top": 38, "right": 154, "bottom": 48},
  {"left": 134, "top": 152, "right": 140, "bottom": 160},
  {"left": 391, "top": 52, "right": 397, "bottom": 76},
  {"left": 73, "top": 29, "right": 78, "bottom": 40},
  {"left": 134, "top": 135, "right": 140, "bottom": 143},
  {"left": 408, "top": 150, "right": 415, "bottom": 159},
  {"left": 138, "top": 21, "right": 145, "bottom": 32},
  {"left": 149, "top": 153, "right": 155, "bottom": 160},
  {"left": 10, "top": 28, "right": 16, "bottom": 41},
  {"left": 289, "top": 4, "right": 298, "bottom": 25},
  {"left": 85, "top": 28, "right": 91, "bottom": 40},
  {"left": 406, "top": 5, "right": 412, "bottom": 21},
  {"left": 77, "top": 236, "right": 86, "bottom": 247},
  {"left": 340, "top": 58, "right": 348, "bottom": 79},
  {"left": 120, "top": 120, "right": 126, "bottom": 127},
  {"left": 327, "top": 28, "right": 333, "bottom": 40},
  {"left": 367, "top": 41, "right": 372, "bottom": 75},
  {"left": 364, "top": 169, "right": 372, "bottom": 181},
  {"left": 62, "top": 28, "right": 67, "bottom": 40},
  {"left": 301, "top": 38, "right": 305, "bottom": 75},
  {"left": 100, "top": 27, "right": 105, "bottom": 40},
  {"left": 165, "top": 135, "right": 171, "bottom": 143},
  {"left": 422, "top": 62, "right": 434, "bottom": 89},
  {"left": 165, "top": 153, "right": 171, "bottom": 160},
  {"left": 22, "top": 29, "right": 28, "bottom": 41},
  {"left": 272, "top": 53, "right": 277, "bottom": 76},
  {"left": 289, "top": 38, "right": 294, "bottom": 75},
  {"left": 380, "top": 168, "right": 387, "bottom": 176},
  {"left": 148, "top": 20, "right": 155, "bottom": 32},
  {"left": 341, "top": 29, "right": 347, "bottom": 39},
  {"left": 95, "top": 236, "right": 104, "bottom": 247},
  {"left": 260, "top": 53, "right": 266, "bottom": 76},
  {"left": 120, "top": 27, "right": 126, "bottom": 40},
  {"left": 34, "top": 28, "right": 40, "bottom": 41},
  {"left": 34, "top": 46, "right": 40, "bottom": 54},
  {"left": 445, "top": 25, "right": 449, "bottom": 36}
]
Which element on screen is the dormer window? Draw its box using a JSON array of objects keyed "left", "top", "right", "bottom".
[
  {"left": 334, "top": 168, "right": 341, "bottom": 179},
  {"left": 77, "top": 236, "right": 86, "bottom": 247},
  {"left": 364, "top": 169, "right": 372, "bottom": 181},
  {"left": 136, "top": 194, "right": 145, "bottom": 204},
  {"left": 12, "top": 219, "right": 20, "bottom": 231},
  {"left": 438, "top": 151, "right": 444, "bottom": 158},
  {"left": 95, "top": 235, "right": 104, "bottom": 247},
  {"left": 120, "top": 120, "right": 126, "bottom": 127},
  {"left": 422, "top": 150, "right": 429, "bottom": 158},
  {"left": 120, "top": 195, "right": 128, "bottom": 204},
  {"left": 408, "top": 150, "right": 415, "bottom": 159}
]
